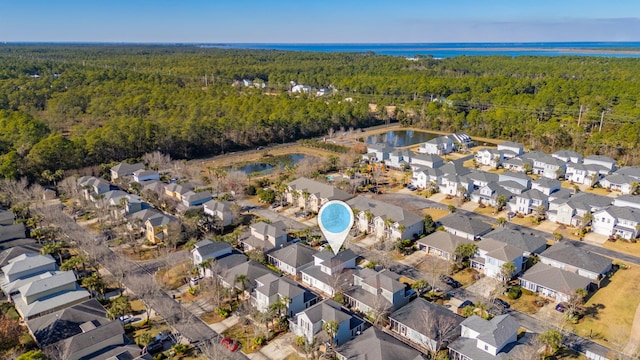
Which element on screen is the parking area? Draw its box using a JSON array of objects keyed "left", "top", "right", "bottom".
[{"left": 465, "top": 276, "right": 499, "bottom": 298}]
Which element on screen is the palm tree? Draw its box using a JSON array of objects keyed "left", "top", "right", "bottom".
[
  {"left": 41, "top": 242, "right": 64, "bottom": 264},
  {"left": 82, "top": 274, "right": 105, "bottom": 298},
  {"left": 495, "top": 195, "right": 507, "bottom": 212},
  {"left": 500, "top": 262, "right": 517, "bottom": 284},
  {"left": 454, "top": 243, "right": 478, "bottom": 266},
  {"left": 411, "top": 279, "right": 429, "bottom": 294},
  {"left": 322, "top": 320, "right": 339, "bottom": 349},
  {"left": 580, "top": 212, "right": 594, "bottom": 232},
  {"left": 234, "top": 274, "right": 249, "bottom": 303},
  {"left": 496, "top": 217, "right": 507, "bottom": 227}
]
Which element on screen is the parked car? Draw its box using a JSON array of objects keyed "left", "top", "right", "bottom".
[
  {"left": 119, "top": 315, "right": 134, "bottom": 324},
  {"left": 257, "top": 146, "right": 264, "bottom": 151},
  {"left": 142, "top": 340, "right": 164, "bottom": 354},
  {"left": 492, "top": 298, "right": 511, "bottom": 309},
  {"left": 155, "top": 330, "right": 172, "bottom": 343},
  {"left": 457, "top": 300, "right": 475, "bottom": 314},
  {"left": 439, "top": 275, "right": 461, "bottom": 288},
  {"left": 221, "top": 338, "right": 239, "bottom": 352},
  {"left": 555, "top": 303, "right": 567, "bottom": 313}
]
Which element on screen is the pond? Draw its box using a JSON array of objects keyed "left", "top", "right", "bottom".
[
  {"left": 366, "top": 130, "right": 438, "bottom": 147},
  {"left": 232, "top": 153, "right": 307, "bottom": 176}
]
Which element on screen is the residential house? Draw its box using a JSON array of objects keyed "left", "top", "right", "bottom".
[
  {"left": 300, "top": 249, "right": 357, "bottom": 297},
  {"left": 475, "top": 149, "right": 504, "bottom": 168},
  {"left": 0, "top": 223, "right": 27, "bottom": 242},
  {"left": 389, "top": 298, "right": 463, "bottom": 353},
  {"left": 289, "top": 299, "right": 364, "bottom": 346},
  {"left": 203, "top": 199, "right": 234, "bottom": 227},
  {"left": 101, "top": 190, "right": 145, "bottom": 216},
  {"left": 592, "top": 206, "right": 640, "bottom": 240},
  {"left": 471, "top": 239, "right": 524, "bottom": 280},
  {"left": 440, "top": 174, "right": 473, "bottom": 197},
  {"left": 291, "top": 84, "right": 313, "bottom": 93},
  {"left": 344, "top": 268, "right": 411, "bottom": 315},
  {"left": 181, "top": 190, "right": 213, "bottom": 207},
  {"left": 498, "top": 172, "right": 531, "bottom": 189},
  {"left": 470, "top": 182, "right": 513, "bottom": 207},
  {"left": 286, "top": 178, "right": 352, "bottom": 212},
  {"left": 0, "top": 244, "right": 39, "bottom": 269},
  {"left": 140, "top": 179, "right": 165, "bottom": 195},
  {"left": 418, "top": 136, "right": 454, "bottom": 155},
  {"left": 613, "top": 194, "right": 640, "bottom": 210},
  {"left": 547, "top": 192, "right": 612, "bottom": 226},
  {"left": 220, "top": 260, "right": 272, "bottom": 297},
  {"left": 532, "top": 178, "right": 561, "bottom": 196},
  {"left": 614, "top": 166, "right": 640, "bottom": 180},
  {"left": 367, "top": 143, "right": 394, "bottom": 162},
  {"left": 482, "top": 228, "right": 547, "bottom": 256},
  {"left": 438, "top": 213, "right": 493, "bottom": 241},
  {"left": 450, "top": 132, "right": 473, "bottom": 149},
  {"left": 336, "top": 327, "right": 427, "bottom": 360},
  {"left": 164, "top": 182, "right": 195, "bottom": 201},
  {"left": 110, "top": 162, "right": 145, "bottom": 180},
  {"left": 12, "top": 270, "right": 90, "bottom": 320},
  {"left": 496, "top": 142, "right": 523, "bottom": 158},
  {"left": 267, "top": 243, "right": 317, "bottom": 277},
  {"left": 388, "top": 150, "right": 412, "bottom": 169},
  {"left": 52, "top": 320, "right": 142, "bottom": 360},
  {"left": 519, "top": 262, "right": 592, "bottom": 303},
  {"left": 552, "top": 150, "right": 583, "bottom": 164},
  {"left": 448, "top": 315, "right": 524, "bottom": 360},
  {"left": 466, "top": 171, "right": 499, "bottom": 190},
  {"left": 410, "top": 153, "right": 444, "bottom": 169},
  {"left": 502, "top": 157, "right": 529, "bottom": 173},
  {"left": 251, "top": 273, "right": 318, "bottom": 317},
  {"left": 26, "top": 298, "right": 109, "bottom": 347},
  {"left": 348, "top": 196, "right": 424, "bottom": 240},
  {"left": 241, "top": 220, "right": 289, "bottom": 252},
  {"left": 417, "top": 232, "right": 474, "bottom": 261},
  {"left": 584, "top": 155, "right": 616, "bottom": 172},
  {"left": 411, "top": 167, "right": 443, "bottom": 189},
  {"left": 132, "top": 169, "right": 160, "bottom": 183},
  {"left": 497, "top": 181, "right": 526, "bottom": 196},
  {"left": 191, "top": 239, "right": 233, "bottom": 276},
  {"left": 2, "top": 254, "right": 56, "bottom": 284},
  {"left": 78, "top": 176, "right": 110, "bottom": 200},
  {"left": 0, "top": 209, "right": 15, "bottom": 225},
  {"left": 599, "top": 174, "right": 635, "bottom": 194},
  {"left": 565, "top": 163, "right": 605, "bottom": 186},
  {"left": 145, "top": 212, "right": 177, "bottom": 243},
  {"left": 507, "top": 189, "right": 548, "bottom": 215},
  {"left": 539, "top": 241, "right": 612, "bottom": 282},
  {"left": 440, "top": 162, "right": 471, "bottom": 177}
]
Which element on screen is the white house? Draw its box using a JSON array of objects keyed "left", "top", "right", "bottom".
[
  {"left": 475, "top": 148, "right": 504, "bottom": 168},
  {"left": 519, "top": 262, "right": 592, "bottom": 303},
  {"left": 241, "top": 221, "right": 289, "bottom": 252},
  {"left": 466, "top": 171, "right": 499, "bottom": 190},
  {"left": 552, "top": 150, "right": 583, "bottom": 164},
  {"left": 496, "top": 142, "right": 523, "bottom": 158},
  {"left": 440, "top": 174, "right": 473, "bottom": 197},
  {"left": 2, "top": 254, "right": 57, "bottom": 284},
  {"left": 132, "top": 169, "right": 160, "bottom": 183},
  {"left": 599, "top": 174, "right": 635, "bottom": 194},
  {"left": 267, "top": 243, "right": 318, "bottom": 277},
  {"left": 286, "top": 178, "right": 352, "bottom": 212},
  {"left": 471, "top": 239, "right": 524, "bottom": 280},
  {"left": 344, "top": 268, "right": 411, "bottom": 315},
  {"left": 110, "top": 162, "right": 145, "bottom": 180},
  {"left": 191, "top": 239, "right": 233, "bottom": 277},
  {"left": 290, "top": 299, "right": 364, "bottom": 346},
  {"left": 417, "top": 231, "right": 474, "bottom": 261},
  {"left": 411, "top": 167, "right": 443, "bottom": 189},
  {"left": 538, "top": 241, "right": 612, "bottom": 281},
  {"left": 507, "top": 189, "right": 548, "bottom": 215},
  {"left": 565, "top": 163, "right": 605, "bottom": 186},
  {"left": 498, "top": 172, "right": 531, "bottom": 189},
  {"left": 300, "top": 250, "right": 357, "bottom": 297},
  {"left": 532, "top": 178, "right": 561, "bottom": 196},
  {"left": 410, "top": 153, "right": 444, "bottom": 169},
  {"left": 181, "top": 191, "right": 213, "bottom": 207},
  {"left": 251, "top": 273, "right": 318, "bottom": 317},
  {"left": 613, "top": 194, "right": 640, "bottom": 210},
  {"left": 348, "top": 196, "right": 424, "bottom": 240},
  {"left": 388, "top": 150, "right": 412, "bottom": 169},
  {"left": 438, "top": 213, "right": 494, "bottom": 241},
  {"left": 448, "top": 315, "right": 520, "bottom": 359},
  {"left": 592, "top": 206, "right": 640, "bottom": 240},
  {"left": 203, "top": 199, "right": 234, "bottom": 227},
  {"left": 291, "top": 84, "right": 313, "bottom": 93},
  {"left": 584, "top": 155, "right": 616, "bottom": 172},
  {"left": 418, "top": 136, "right": 454, "bottom": 155},
  {"left": 367, "top": 143, "right": 393, "bottom": 162}
]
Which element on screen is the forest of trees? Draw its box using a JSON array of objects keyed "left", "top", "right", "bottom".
[{"left": 2, "top": 44, "right": 640, "bottom": 181}]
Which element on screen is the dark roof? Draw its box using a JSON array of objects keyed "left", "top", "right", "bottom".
[
  {"left": 222, "top": 260, "right": 272, "bottom": 292},
  {"left": 389, "top": 298, "right": 463, "bottom": 339},
  {"left": 0, "top": 244, "right": 40, "bottom": 268},
  {"left": 27, "top": 299, "right": 108, "bottom": 347},
  {"left": 417, "top": 231, "right": 473, "bottom": 254},
  {"left": 348, "top": 196, "right": 423, "bottom": 227},
  {"left": 336, "top": 327, "right": 426, "bottom": 360},
  {"left": 56, "top": 320, "right": 126, "bottom": 360},
  {"left": 251, "top": 221, "right": 288, "bottom": 238},
  {"left": 483, "top": 228, "right": 547, "bottom": 254},
  {"left": 520, "top": 262, "right": 592, "bottom": 293},
  {"left": 267, "top": 243, "right": 317, "bottom": 269},
  {"left": 540, "top": 241, "right": 612, "bottom": 275},
  {"left": 439, "top": 213, "right": 493, "bottom": 237},
  {"left": 287, "top": 177, "right": 352, "bottom": 201}
]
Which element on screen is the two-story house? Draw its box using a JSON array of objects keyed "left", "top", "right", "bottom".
[
  {"left": 191, "top": 239, "right": 233, "bottom": 277},
  {"left": 418, "top": 136, "right": 454, "bottom": 155},
  {"left": 202, "top": 199, "right": 235, "bottom": 227},
  {"left": 145, "top": 212, "right": 177, "bottom": 243},
  {"left": 132, "top": 169, "right": 160, "bottom": 183},
  {"left": 507, "top": 189, "right": 548, "bottom": 215},
  {"left": 533, "top": 154, "right": 566, "bottom": 179},
  {"left": 531, "top": 178, "right": 561, "bottom": 196},
  {"left": 181, "top": 190, "right": 213, "bottom": 207},
  {"left": 592, "top": 206, "right": 640, "bottom": 240},
  {"left": 410, "top": 153, "right": 444, "bottom": 169},
  {"left": 552, "top": 150, "right": 583, "bottom": 164},
  {"left": 286, "top": 178, "right": 352, "bottom": 212},
  {"left": 251, "top": 273, "right": 318, "bottom": 318},
  {"left": 440, "top": 174, "right": 473, "bottom": 197},
  {"left": 388, "top": 150, "right": 412, "bottom": 169},
  {"left": 482, "top": 228, "right": 547, "bottom": 256},
  {"left": 448, "top": 315, "right": 524, "bottom": 360},
  {"left": 290, "top": 299, "right": 364, "bottom": 346},
  {"left": 110, "top": 162, "right": 145, "bottom": 180},
  {"left": 164, "top": 182, "right": 195, "bottom": 201},
  {"left": 565, "top": 163, "right": 606, "bottom": 186},
  {"left": 390, "top": 298, "right": 463, "bottom": 353},
  {"left": 498, "top": 172, "right": 531, "bottom": 189},
  {"left": 538, "top": 241, "right": 612, "bottom": 282},
  {"left": 547, "top": 192, "right": 612, "bottom": 226},
  {"left": 344, "top": 268, "right": 411, "bottom": 315},
  {"left": 2, "top": 253, "right": 57, "bottom": 284},
  {"left": 53, "top": 320, "right": 141, "bottom": 360},
  {"left": 241, "top": 221, "right": 289, "bottom": 252},
  {"left": 599, "top": 174, "right": 635, "bottom": 194},
  {"left": 470, "top": 182, "right": 513, "bottom": 207},
  {"left": 411, "top": 167, "right": 443, "bottom": 190},
  {"left": 584, "top": 155, "right": 616, "bottom": 172},
  {"left": 336, "top": 327, "right": 427, "bottom": 360},
  {"left": 300, "top": 250, "right": 357, "bottom": 297},
  {"left": 219, "top": 260, "right": 272, "bottom": 298},
  {"left": 466, "top": 171, "right": 499, "bottom": 190},
  {"left": 348, "top": 196, "right": 424, "bottom": 240},
  {"left": 367, "top": 143, "right": 394, "bottom": 162},
  {"left": 78, "top": 176, "right": 111, "bottom": 200},
  {"left": 496, "top": 142, "right": 523, "bottom": 159},
  {"left": 475, "top": 149, "right": 504, "bottom": 168},
  {"left": 471, "top": 239, "right": 524, "bottom": 280},
  {"left": 613, "top": 194, "right": 640, "bottom": 210},
  {"left": 267, "top": 243, "right": 318, "bottom": 277},
  {"left": 438, "top": 213, "right": 493, "bottom": 241}
]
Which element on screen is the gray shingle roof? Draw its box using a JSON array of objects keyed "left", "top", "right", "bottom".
[
  {"left": 192, "top": 239, "right": 232, "bottom": 258},
  {"left": 299, "top": 299, "right": 353, "bottom": 325},
  {"left": 57, "top": 320, "right": 126, "bottom": 359},
  {"left": 533, "top": 177, "right": 561, "bottom": 189},
  {"left": 0, "top": 245, "right": 39, "bottom": 268},
  {"left": 2, "top": 254, "right": 56, "bottom": 278},
  {"left": 251, "top": 221, "right": 288, "bottom": 238},
  {"left": 389, "top": 298, "right": 463, "bottom": 339},
  {"left": 268, "top": 243, "right": 317, "bottom": 269},
  {"left": 110, "top": 162, "right": 145, "bottom": 176},
  {"left": 336, "top": 327, "right": 426, "bottom": 360},
  {"left": 517, "top": 189, "right": 548, "bottom": 202},
  {"left": 520, "top": 262, "right": 592, "bottom": 294},
  {"left": 287, "top": 178, "right": 352, "bottom": 201},
  {"left": 19, "top": 270, "right": 77, "bottom": 298},
  {"left": 615, "top": 166, "right": 640, "bottom": 179},
  {"left": 540, "top": 241, "right": 612, "bottom": 274},
  {"left": 347, "top": 196, "right": 423, "bottom": 227},
  {"left": 202, "top": 199, "right": 232, "bottom": 212},
  {"left": 477, "top": 239, "right": 523, "bottom": 262},
  {"left": 417, "top": 231, "right": 473, "bottom": 254},
  {"left": 222, "top": 260, "right": 272, "bottom": 292},
  {"left": 585, "top": 155, "right": 615, "bottom": 164},
  {"left": 466, "top": 171, "right": 499, "bottom": 184},
  {"left": 483, "top": 228, "right": 547, "bottom": 254},
  {"left": 439, "top": 214, "right": 493, "bottom": 237},
  {"left": 461, "top": 314, "right": 519, "bottom": 348},
  {"left": 27, "top": 299, "right": 108, "bottom": 347},
  {"left": 14, "top": 289, "right": 91, "bottom": 319},
  {"left": 254, "top": 273, "right": 304, "bottom": 298}
]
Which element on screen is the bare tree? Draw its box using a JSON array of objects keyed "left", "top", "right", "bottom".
[
  {"left": 142, "top": 151, "right": 172, "bottom": 172},
  {"left": 509, "top": 332, "right": 545, "bottom": 360},
  {"left": 128, "top": 273, "right": 162, "bottom": 322},
  {"left": 197, "top": 339, "right": 232, "bottom": 360},
  {"left": 419, "top": 310, "right": 461, "bottom": 357},
  {"left": 224, "top": 170, "right": 248, "bottom": 197},
  {"left": 421, "top": 256, "right": 450, "bottom": 290}
]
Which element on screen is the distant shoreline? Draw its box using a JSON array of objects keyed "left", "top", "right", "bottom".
[{"left": 417, "top": 47, "right": 640, "bottom": 55}]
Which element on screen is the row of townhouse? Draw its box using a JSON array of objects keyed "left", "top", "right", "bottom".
[{"left": 0, "top": 246, "right": 150, "bottom": 359}]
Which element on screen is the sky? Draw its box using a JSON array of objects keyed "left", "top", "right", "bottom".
[{"left": 2, "top": 0, "right": 640, "bottom": 43}]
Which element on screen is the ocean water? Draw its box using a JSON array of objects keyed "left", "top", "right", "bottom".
[{"left": 203, "top": 42, "right": 640, "bottom": 58}]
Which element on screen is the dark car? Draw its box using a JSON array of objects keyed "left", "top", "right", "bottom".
[
  {"left": 492, "top": 298, "right": 511, "bottom": 309},
  {"left": 457, "top": 300, "right": 475, "bottom": 314},
  {"left": 142, "top": 340, "right": 164, "bottom": 355},
  {"left": 555, "top": 303, "right": 567, "bottom": 313},
  {"left": 439, "top": 275, "right": 461, "bottom": 288},
  {"left": 221, "top": 337, "right": 239, "bottom": 352}
]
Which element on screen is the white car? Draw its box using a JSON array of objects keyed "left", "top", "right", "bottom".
[
  {"left": 118, "top": 315, "right": 134, "bottom": 324},
  {"left": 155, "top": 330, "right": 172, "bottom": 342}
]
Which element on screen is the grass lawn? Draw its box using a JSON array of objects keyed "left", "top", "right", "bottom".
[
  {"left": 222, "top": 323, "right": 265, "bottom": 354},
  {"left": 572, "top": 266, "right": 640, "bottom": 347},
  {"left": 423, "top": 208, "right": 451, "bottom": 221},
  {"left": 451, "top": 268, "right": 479, "bottom": 288},
  {"left": 128, "top": 321, "right": 171, "bottom": 346},
  {"left": 156, "top": 260, "right": 191, "bottom": 289},
  {"left": 503, "top": 291, "right": 541, "bottom": 315},
  {"left": 510, "top": 215, "right": 537, "bottom": 227},
  {"left": 201, "top": 310, "right": 227, "bottom": 324},
  {"left": 473, "top": 205, "right": 500, "bottom": 217},
  {"left": 130, "top": 299, "right": 146, "bottom": 313},
  {"left": 1, "top": 302, "right": 20, "bottom": 320},
  {"left": 554, "top": 226, "right": 582, "bottom": 241},
  {"left": 603, "top": 239, "right": 640, "bottom": 258},
  {"left": 283, "top": 354, "right": 304, "bottom": 360},
  {"left": 586, "top": 187, "right": 614, "bottom": 196}
]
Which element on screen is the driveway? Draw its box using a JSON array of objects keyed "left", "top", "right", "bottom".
[
  {"left": 255, "top": 332, "right": 296, "bottom": 360},
  {"left": 465, "top": 276, "right": 499, "bottom": 298},
  {"left": 534, "top": 220, "right": 559, "bottom": 234}
]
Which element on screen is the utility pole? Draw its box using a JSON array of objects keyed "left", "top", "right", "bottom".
[
  {"left": 578, "top": 105, "right": 583, "bottom": 126},
  {"left": 204, "top": 74, "right": 207, "bottom": 87},
  {"left": 599, "top": 110, "right": 605, "bottom": 132}
]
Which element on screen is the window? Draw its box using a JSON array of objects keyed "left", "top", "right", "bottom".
[{"left": 484, "top": 344, "right": 489, "bottom": 351}]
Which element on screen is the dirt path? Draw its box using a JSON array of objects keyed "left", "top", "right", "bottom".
[{"left": 623, "top": 302, "right": 640, "bottom": 355}]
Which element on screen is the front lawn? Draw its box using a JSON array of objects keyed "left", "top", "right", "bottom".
[
  {"left": 451, "top": 268, "right": 479, "bottom": 287},
  {"left": 422, "top": 208, "right": 450, "bottom": 221},
  {"left": 156, "top": 260, "right": 191, "bottom": 289},
  {"left": 502, "top": 291, "right": 542, "bottom": 315},
  {"left": 572, "top": 265, "right": 640, "bottom": 348},
  {"left": 603, "top": 239, "right": 640, "bottom": 258},
  {"left": 222, "top": 323, "right": 265, "bottom": 354}
]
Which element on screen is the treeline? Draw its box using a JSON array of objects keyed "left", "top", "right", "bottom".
[{"left": 1, "top": 44, "right": 640, "bottom": 180}]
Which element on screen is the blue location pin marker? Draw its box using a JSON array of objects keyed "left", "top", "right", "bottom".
[{"left": 318, "top": 200, "right": 354, "bottom": 255}]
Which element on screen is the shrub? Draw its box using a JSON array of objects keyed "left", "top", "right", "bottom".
[
  {"left": 252, "top": 337, "right": 265, "bottom": 346},
  {"left": 187, "top": 287, "right": 197, "bottom": 295},
  {"left": 154, "top": 354, "right": 167, "bottom": 360},
  {"left": 173, "top": 344, "right": 188, "bottom": 354},
  {"left": 246, "top": 184, "right": 257, "bottom": 195},
  {"left": 507, "top": 286, "right": 522, "bottom": 300},
  {"left": 216, "top": 307, "right": 230, "bottom": 318}
]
